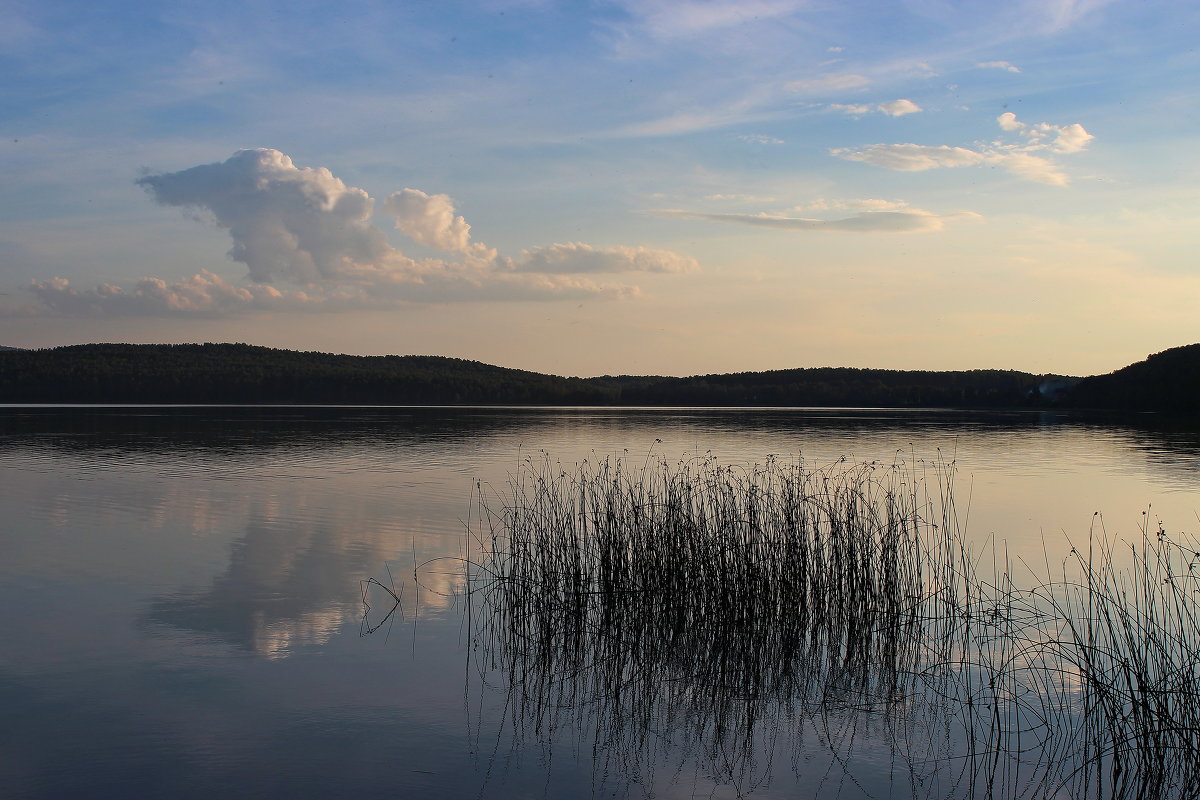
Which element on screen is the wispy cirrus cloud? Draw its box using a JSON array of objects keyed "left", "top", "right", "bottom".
[
  {"left": 23, "top": 270, "right": 642, "bottom": 318},
  {"left": 12, "top": 149, "right": 697, "bottom": 318},
  {"left": 832, "top": 112, "right": 1093, "bottom": 186},
  {"left": 787, "top": 73, "right": 871, "bottom": 94},
  {"left": 977, "top": 60, "right": 1021, "bottom": 73},
  {"left": 506, "top": 242, "right": 697, "bottom": 274},
  {"left": 607, "top": 0, "right": 806, "bottom": 41},
  {"left": 830, "top": 98, "right": 922, "bottom": 117},
  {"left": 738, "top": 133, "right": 784, "bottom": 144},
  {"left": 25, "top": 271, "right": 301, "bottom": 318},
  {"left": 1027, "top": 0, "right": 1118, "bottom": 34},
  {"left": 834, "top": 143, "right": 986, "bottom": 172},
  {"left": 651, "top": 206, "right": 980, "bottom": 233},
  {"left": 704, "top": 192, "right": 778, "bottom": 203},
  {"left": 797, "top": 198, "right": 913, "bottom": 212},
  {"left": 603, "top": 108, "right": 776, "bottom": 138}
]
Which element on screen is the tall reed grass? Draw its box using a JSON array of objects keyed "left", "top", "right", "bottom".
[{"left": 453, "top": 452, "right": 1200, "bottom": 799}]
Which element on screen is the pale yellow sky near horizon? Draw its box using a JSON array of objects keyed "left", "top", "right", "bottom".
[{"left": 3, "top": 2, "right": 1198, "bottom": 379}]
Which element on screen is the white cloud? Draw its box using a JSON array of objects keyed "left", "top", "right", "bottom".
[
  {"left": 1030, "top": 0, "right": 1117, "bottom": 34},
  {"left": 988, "top": 152, "right": 1069, "bottom": 186},
  {"left": 787, "top": 74, "right": 871, "bottom": 94},
  {"left": 22, "top": 270, "right": 643, "bottom": 317},
  {"left": 738, "top": 133, "right": 784, "bottom": 144},
  {"left": 26, "top": 271, "right": 307, "bottom": 317},
  {"left": 996, "top": 112, "right": 1092, "bottom": 152},
  {"left": 878, "top": 99, "right": 922, "bottom": 117},
  {"left": 832, "top": 99, "right": 922, "bottom": 117},
  {"left": 609, "top": 0, "right": 806, "bottom": 40},
  {"left": 16, "top": 149, "right": 699, "bottom": 318},
  {"left": 997, "top": 111, "right": 1024, "bottom": 131},
  {"left": 607, "top": 109, "right": 765, "bottom": 138},
  {"left": 833, "top": 113, "right": 1093, "bottom": 186},
  {"left": 829, "top": 103, "right": 873, "bottom": 115},
  {"left": 704, "top": 193, "right": 778, "bottom": 203},
  {"left": 506, "top": 242, "right": 699, "bottom": 273},
  {"left": 136, "top": 148, "right": 392, "bottom": 284},
  {"left": 652, "top": 208, "right": 980, "bottom": 233},
  {"left": 383, "top": 188, "right": 495, "bottom": 258},
  {"left": 798, "top": 198, "right": 911, "bottom": 212},
  {"left": 832, "top": 144, "right": 986, "bottom": 171},
  {"left": 1047, "top": 122, "right": 1094, "bottom": 153},
  {"left": 978, "top": 60, "right": 1021, "bottom": 73}
]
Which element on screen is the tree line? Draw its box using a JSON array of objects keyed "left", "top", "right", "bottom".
[{"left": 0, "top": 342, "right": 1089, "bottom": 408}]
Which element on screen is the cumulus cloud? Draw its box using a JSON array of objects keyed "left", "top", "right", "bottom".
[
  {"left": 878, "top": 99, "right": 922, "bottom": 116},
  {"left": 135, "top": 149, "right": 392, "bottom": 284},
  {"left": 997, "top": 111, "right": 1024, "bottom": 131},
  {"left": 833, "top": 112, "right": 1093, "bottom": 185},
  {"left": 995, "top": 113, "right": 1094, "bottom": 153},
  {"left": 1051, "top": 123, "right": 1093, "bottom": 153},
  {"left": 831, "top": 99, "right": 922, "bottom": 117},
  {"left": 978, "top": 60, "right": 1021, "bottom": 73},
  {"left": 652, "top": 208, "right": 980, "bottom": 233},
  {"left": 17, "top": 149, "right": 697, "bottom": 318},
  {"left": 383, "top": 188, "right": 495, "bottom": 259}
]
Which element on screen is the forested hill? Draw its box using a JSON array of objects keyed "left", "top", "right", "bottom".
[
  {"left": 0, "top": 343, "right": 605, "bottom": 404},
  {"left": 1066, "top": 344, "right": 1200, "bottom": 413},
  {"left": 0, "top": 343, "right": 1071, "bottom": 407},
  {"left": 596, "top": 367, "right": 1057, "bottom": 407}
]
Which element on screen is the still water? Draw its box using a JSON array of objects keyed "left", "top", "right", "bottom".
[{"left": 2, "top": 407, "right": 1198, "bottom": 799}]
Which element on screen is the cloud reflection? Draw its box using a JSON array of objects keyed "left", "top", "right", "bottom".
[{"left": 146, "top": 517, "right": 378, "bottom": 658}]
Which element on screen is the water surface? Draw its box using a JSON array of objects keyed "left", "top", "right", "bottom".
[{"left": 2, "top": 407, "right": 1198, "bottom": 798}]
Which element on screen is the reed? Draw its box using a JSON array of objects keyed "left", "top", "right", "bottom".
[{"left": 451, "top": 453, "right": 1200, "bottom": 798}]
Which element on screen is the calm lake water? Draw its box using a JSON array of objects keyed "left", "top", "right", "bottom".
[{"left": 2, "top": 406, "right": 1199, "bottom": 799}]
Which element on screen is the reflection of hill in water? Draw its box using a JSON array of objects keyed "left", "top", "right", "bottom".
[
  {"left": 0, "top": 407, "right": 498, "bottom": 454},
  {"left": 5, "top": 406, "right": 1198, "bottom": 498},
  {"left": 1100, "top": 416, "right": 1200, "bottom": 482},
  {"left": 4, "top": 405, "right": 1197, "bottom": 449}
]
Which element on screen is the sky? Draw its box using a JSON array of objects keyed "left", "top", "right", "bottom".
[{"left": 2, "top": 0, "right": 1198, "bottom": 377}]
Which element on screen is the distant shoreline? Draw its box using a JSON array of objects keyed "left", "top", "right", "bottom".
[{"left": 1, "top": 342, "right": 1196, "bottom": 414}]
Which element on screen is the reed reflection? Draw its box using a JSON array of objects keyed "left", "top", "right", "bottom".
[
  {"left": 458, "top": 454, "right": 1200, "bottom": 799},
  {"left": 464, "top": 454, "right": 947, "bottom": 796}
]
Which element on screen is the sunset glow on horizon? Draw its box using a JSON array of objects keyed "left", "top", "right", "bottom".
[{"left": 2, "top": 1, "right": 1198, "bottom": 378}]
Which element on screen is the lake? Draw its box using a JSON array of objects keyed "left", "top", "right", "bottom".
[{"left": 2, "top": 406, "right": 1199, "bottom": 799}]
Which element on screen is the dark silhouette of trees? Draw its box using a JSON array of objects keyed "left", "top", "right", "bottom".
[
  {"left": 0, "top": 341, "right": 1084, "bottom": 408},
  {"left": 1066, "top": 344, "right": 1200, "bottom": 414}
]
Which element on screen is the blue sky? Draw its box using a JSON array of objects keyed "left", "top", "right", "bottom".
[{"left": 2, "top": 0, "right": 1198, "bottom": 376}]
